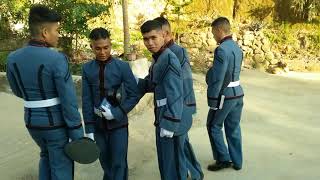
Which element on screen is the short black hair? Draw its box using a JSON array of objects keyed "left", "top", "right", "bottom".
[
  {"left": 154, "top": 16, "right": 170, "bottom": 28},
  {"left": 28, "top": 5, "right": 61, "bottom": 37},
  {"left": 140, "top": 20, "right": 162, "bottom": 34},
  {"left": 211, "top": 17, "right": 231, "bottom": 33},
  {"left": 89, "top": 28, "right": 111, "bottom": 40}
]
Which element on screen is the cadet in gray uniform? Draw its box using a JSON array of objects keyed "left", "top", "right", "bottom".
[
  {"left": 206, "top": 17, "right": 244, "bottom": 171},
  {"left": 137, "top": 20, "right": 187, "bottom": 180},
  {"left": 154, "top": 17, "right": 203, "bottom": 180},
  {"left": 82, "top": 28, "right": 139, "bottom": 180},
  {"left": 6, "top": 5, "right": 83, "bottom": 180}
]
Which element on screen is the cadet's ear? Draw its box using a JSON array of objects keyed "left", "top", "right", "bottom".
[
  {"left": 161, "top": 30, "right": 166, "bottom": 38},
  {"left": 41, "top": 27, "right": 48, "bottom": 39},
  {"left": 218, "top": 27, "right": 225, "bottom": 36}
]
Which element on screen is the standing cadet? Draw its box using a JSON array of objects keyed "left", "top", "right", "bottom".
[
  {"left": 154, "top": 17, "right": 204, "bottom": 180},
  {"left": 6, "top": 5, "right": 83, "bottom": 180},
  {"left": 137, "top": 20, "right": 187, "bottom": 180},
  {"left": 206, "top": 17, "right": 244, "bottom": 171},
  {"left": 82, "top": 28, "right": 139, "bottom": 180}
]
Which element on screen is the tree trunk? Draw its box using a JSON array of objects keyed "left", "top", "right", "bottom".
[
  {"left": 122, "top": 0, "right": 130, "bottom": 60},
  {"left": 302, "top": 0, "right": 312, "bottom": 21},
  {"left": 233, "top": 0, "right": 240, "bottom": 20}
]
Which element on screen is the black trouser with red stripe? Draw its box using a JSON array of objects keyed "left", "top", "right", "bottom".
[{"left": 156, "top": 126, "right": 188, "bottom": 180}]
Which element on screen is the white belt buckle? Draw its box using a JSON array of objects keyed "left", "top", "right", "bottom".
[{"left": 24, "top": 98, "right": 60, "bottom": 108}]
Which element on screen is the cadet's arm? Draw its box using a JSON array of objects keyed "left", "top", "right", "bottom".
[
  {"left": 159, "top": 56, "right": 184, "bottom": 133},
  {"left": 110, "top": 63, "right": 140, "bottom": 121},
  {"left": 207, "top": 47, "right": 229, "bottom": 108},
  {"left": 54, "top": 55, "right": 83, "bottom": 140},
  {"left": 6, "top": 66, "right": 23, "bottom": 98},
  {"left": 82, "top": 67, "right": 95, "bottom": 133}
]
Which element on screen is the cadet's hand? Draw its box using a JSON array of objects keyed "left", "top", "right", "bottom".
[
  {"left": 160, "top": 128, "right": 174, "bottom": 138},
  {"left": 101, "top": 105, "right": 114, "bottom": 120},
  {"left": 86, "top": 133, "right": 94, "bottom": 141}
]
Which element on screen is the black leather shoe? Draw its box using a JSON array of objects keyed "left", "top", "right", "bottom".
[
  {"left": 207, "top": 161, "right": 231, "bottom": 171},
  {"left": 232, "top": 165, "right": 242, "bottom": 171}
]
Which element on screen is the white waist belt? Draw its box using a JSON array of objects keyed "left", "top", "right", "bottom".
[
  {"left": 227, "top": 81, "right": 240, "bottom": 87},
  {"left": 156, "top": 98, "right": 167, "bottom": 107},
  {"left": 24, "top": 98, "right": 60, "bottom": 108}
]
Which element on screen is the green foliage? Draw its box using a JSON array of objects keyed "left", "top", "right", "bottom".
[
  {"left": 1, "top": 0, "right": 109, "bottom": 53},
  {"left": 54, "top": 0, "right": 109, "bottom": 37},
  {"left": 69, "top": 63, "right": 83, "bottom": 76},
  {"left": 0, "top": 51, "right": 10, "bottom": 72},
  {"left": 41, "top": 0, "right": 109, "bottom": 52},
  {"left": 291, "top": 0, "right": 320, "bottom": 21},
  {"left": 264, "top": 23, "right": 297, "bottom": 45},
  {"left": 130, "top": 31, "right": 143, "bottom": 44},
  {"left": 307, "top": 27, "right": 320, "bottom": 52},
  {"left": 0, "top": 0, "right": 31, "bottom": 23},
  {"left": 275, "top": 0, "right": 320, "bottom": 22},
  {"left": 0, "top": 0, "right": 31, "bottom": 38},
  {"left": 248, "top": 5, "right": 274, "bottom": 21},
  {"left": 141, "top": 48, "right": 152, "bottom": 60},
  {"left": 165, "top": 0, "right": 193, "bottom": 14},
  {"left": 264, "top": 22, "right": 320, "bottom": 56}
]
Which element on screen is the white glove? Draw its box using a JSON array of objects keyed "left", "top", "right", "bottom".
[
  {"left": 86, "top": 133, "right": 94, "bottom": 141},
  {"left": 101, "top": 105, "right": 114, "bottom": 120},
  {"left": 160, "top": 128, "right": 174, "bottom": 138},
  {"left": 210, "top": 107, "right": 218, "bottom": 110}
]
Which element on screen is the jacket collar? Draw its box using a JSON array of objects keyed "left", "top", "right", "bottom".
[
  {"left": 165, "top": 39, "right": 175, "bottom": 48},
  {"left": 95, "top": 56, "right": 113, "bottom": 65},
  {"left": 28, "top": 39, "right": 50, "bottom": 47},
  {"left": 219, "top": 35, "right": 233, "bottom": 44},
  {"left": 152, "top": 46, "right": 167, "bottom": 61}
]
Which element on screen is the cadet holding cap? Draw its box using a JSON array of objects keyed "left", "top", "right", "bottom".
[{"left": 6, "top": 5, "right": 84, "bottom": 180}]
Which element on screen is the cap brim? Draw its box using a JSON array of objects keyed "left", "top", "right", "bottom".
[{"left": 64, "top": 137, "right": 100, "bottom": 164}]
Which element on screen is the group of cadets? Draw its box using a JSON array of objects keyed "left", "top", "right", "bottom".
[{"left": 6, "top": 4, "right": 244, "bottom": 180}]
